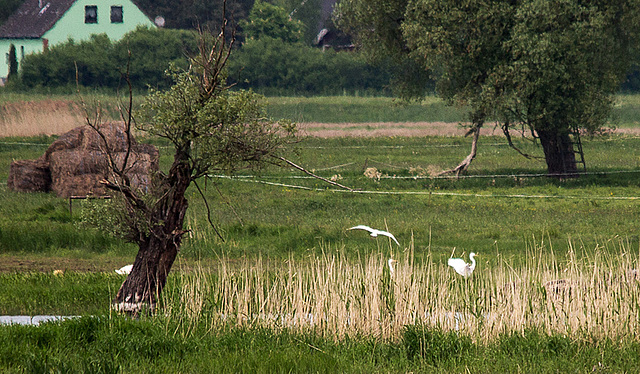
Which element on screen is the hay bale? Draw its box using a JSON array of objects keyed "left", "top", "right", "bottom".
[
  {"left": 43, "top": 122, "right": 139, "bottom": 161},
  {"left": 49, "top": 149, "right": 108, "bottom": 176},
  {"left": 7, "top": 158, "right": 51, "bottom": 193},
  {"left": 10, "top": 123, "right": 158, "bottom": 197},
  {"left": 51, "top": 173, "right": 106, "bottom": 198},
  {"left": 48, "top": 146, "right": 157, "bottom": 197}
]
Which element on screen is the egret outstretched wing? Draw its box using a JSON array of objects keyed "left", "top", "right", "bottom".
[
  {"left": 348, "top": 225, "right": 400, "bottom": 245},
  {"left": 349, "top": 225, "right": 375, "bottom": 232}
]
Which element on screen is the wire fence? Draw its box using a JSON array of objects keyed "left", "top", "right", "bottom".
[
  {"left": 2, "top": 138, "right": 640, "bottom": 200},
  {"left": 210, "top": 175, "right": 640, "bottom": 201}
]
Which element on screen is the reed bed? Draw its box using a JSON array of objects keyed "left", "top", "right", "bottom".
[
  {"left": 164, "top": 237, "right": 640, "bottom": 343},
  {"left": 0, "top": 97, "right": 129, "bottom": 137},
  {"left": 0, "top": 100, "right": 86, "bottom": 137}
]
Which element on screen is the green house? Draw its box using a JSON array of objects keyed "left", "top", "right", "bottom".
[{"left": 0, "top": 0, "right": 156, "bottom": 83}]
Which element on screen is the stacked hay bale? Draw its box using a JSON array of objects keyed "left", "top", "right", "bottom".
[
  {"left": 6, "top": 158, "right": 51, "bottom": 192},
  {"left": 8, "top": 122, "right": 158, "bottom": 197}
]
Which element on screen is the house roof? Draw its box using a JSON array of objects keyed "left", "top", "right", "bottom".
[{"left": 0, "top": 0, "right": 77, "bottom": 39}]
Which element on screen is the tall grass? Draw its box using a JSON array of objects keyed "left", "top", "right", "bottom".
[
  {"left": 164, "top": 236, "right": 640, "bottom": 343},
  {"left": 3, "top": 94, "right": 640, "bottom": 138},
  {"left": 0, "top": 94, "right": 137, "bottom": 137}
]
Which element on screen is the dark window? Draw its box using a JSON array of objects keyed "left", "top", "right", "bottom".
[
  {"left": 111, "top": 6, "right": 123, "bottom": 23},
  {"left": 85, "top": 5, "right": 97, "bottom": 24}
]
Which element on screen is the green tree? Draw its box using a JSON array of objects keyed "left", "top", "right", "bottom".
[
  {"left": 7, "top": 44, "right": 18, "bottom": 82},
  {"left": 337, "top": 0, "right": 640, "bottom": 176},
  {"left": 228, "top": 36, "right": 392, "bottom": 95},
  {"left": 241, "top": 0, "right": 304, "bottom": 43},
  {"left": 85, "top": 26, "right": 297, "bottom": 313},
  {"left": 0, "top": 0, "right": 23, "bottom": 26},
  {"left": 273, "top": 0, "right": 322, "bottom": 44},
  {"left": 496, "top": 0, "right": 640, "bottom": 176}
]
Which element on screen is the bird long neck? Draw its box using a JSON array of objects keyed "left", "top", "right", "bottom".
[{"left": 469, "top": 254, "right": 476, "bottom": 269}]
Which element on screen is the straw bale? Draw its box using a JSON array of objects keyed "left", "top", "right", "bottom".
[
  {"left": 7, "top": 158, "right": 51, "bottom": 193},
  {"left": 43, "top": 126, "right": 84, "bottom": 160},
  {"left": 9, "top": 123, "right": 158, "bottom": 197},
  {"left": 113, "top": 152, "right": 153, "bottom": 174},
  {"left": 51, "top": 173, "right": 106, "bottom": 198},
  {"left": 49, "top": 149, "right": 108, "bottom": 176},
  {"left": 43, "top": 122, "right": 139, "bottom": 161}
]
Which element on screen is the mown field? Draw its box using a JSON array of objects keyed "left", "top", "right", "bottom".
[{"left": 1, "top": 94, "right": 640, "bottom": 372}]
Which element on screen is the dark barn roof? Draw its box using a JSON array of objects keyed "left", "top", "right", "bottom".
[{"left": 0, "top": 0, "right": 76, "bottom": 39}]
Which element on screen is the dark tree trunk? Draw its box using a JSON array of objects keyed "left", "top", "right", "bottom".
[
  {"left": 113, "top": 156, "right": 191, "bottom": 314},
  {"left": 537, "top": 129, "right": 578, "bottom": 178}
]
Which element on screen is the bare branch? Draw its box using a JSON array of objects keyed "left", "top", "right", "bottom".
[
  {"left": 193, "top": 179, "right": 225, "bottom": 241},
  {"left": 276, "top": 156, "right": 353, "bottom": 191},
  {"left": 439, "top": 123, "right": 481, "bottom": 177},
  {"left": 502, "top": 121, "right": 543, "bottom": 160}
]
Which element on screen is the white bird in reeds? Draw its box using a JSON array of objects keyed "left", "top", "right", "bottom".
[
  {"left": 348, "top": 225, "right": 400, "bottom": 245},
  {"left": 388, "top": 258, "right": 398, "bottom": 277},
  {"left": 115, "top": 264, "right": 133, "bottom": 275},
  {"left": 448, "top": 252, "right": 478, "bottom": 278}
]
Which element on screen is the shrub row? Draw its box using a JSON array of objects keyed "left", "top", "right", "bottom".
[
  {"left": 15, "top": 27, "right": 197, "bottom": 91},
  {"left": 9, "top": 27, "right": 394, "bottom": 95}
]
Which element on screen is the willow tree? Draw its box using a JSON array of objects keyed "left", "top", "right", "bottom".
[
  {"left": 336, "top": 0, "right": 640, "bottom": 176},
  {"left": 85, "top": 24, "right": 297, "bottom": 314}
]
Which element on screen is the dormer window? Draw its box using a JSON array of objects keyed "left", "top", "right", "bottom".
[
  {"left": 111, "top": 6, "right": 123, "bottom": 23},
  {"left": 85, "top": 5, "right": 97, "bottom": 24}
]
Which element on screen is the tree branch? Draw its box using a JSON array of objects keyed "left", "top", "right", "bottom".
[
  {"left": 502, "top": 121, "right": 543, "bottom": 160},
  {"left": 275, "top": 156, "right": 353, "bottom": 191},
  {"left": 193, "top": 179, "right": 225, "bottom": 241},
  {"left": 439, "top": 123, "right": 482, "bottom": 177}
]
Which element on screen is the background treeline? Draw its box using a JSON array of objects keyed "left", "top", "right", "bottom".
[
  {"left": 4, "top": 0, "right": 396, "bottom": 95},
  {"left": 3, "top": 0, "right": 640, "bottom": 94},
  {"left": 6, "top": 26, "right": 393, "bottom": 95},
  {"left": 1, "top": 0, "right": 323, "bottom": 46}
]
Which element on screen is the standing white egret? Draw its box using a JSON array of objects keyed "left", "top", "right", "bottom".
[
  {"left": 448, "top": 252, "right": 478, "bottom": 278},
  {"left": 388, "top": 258, "right": 398, "bottom": 277},
  {"left": 348, "top": 225, "right": 400, "bottom": 245}
]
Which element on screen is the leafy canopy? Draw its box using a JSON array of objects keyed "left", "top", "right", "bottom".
[
  {"left": 337, "top": 0, "right": 640, "bottom": 134},
  {"left": 139, "top": 66, "right": 296, "bottom": 179},
  {"left": 240, "top": 0, "right": 304, "bottom": 43}
]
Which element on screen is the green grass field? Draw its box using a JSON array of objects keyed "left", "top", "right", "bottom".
[{"left": 1, "top": 95, "right": 640, "bottom": 372}]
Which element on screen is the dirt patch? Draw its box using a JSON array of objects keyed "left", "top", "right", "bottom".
[
  {"left": 0, "top": 255, "right": 127, "bottom": 273},
  {"left": 298, "top": 122, "right": 640, "bottom": 137}
]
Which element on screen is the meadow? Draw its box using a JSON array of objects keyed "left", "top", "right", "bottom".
[{"left": 1, "top": 94, "right": 640, "bottom": 372}]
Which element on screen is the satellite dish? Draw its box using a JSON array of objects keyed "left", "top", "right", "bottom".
[{"left": 154, "top": 16, "right": 165, "bottom": 27}]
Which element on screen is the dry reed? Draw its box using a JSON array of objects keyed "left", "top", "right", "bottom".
[
  {"left": 0, "top": 100, "right": 87, "bottom": 137},
  {"left": 165, "top": 237, "right": 640, "bottom": 343}
]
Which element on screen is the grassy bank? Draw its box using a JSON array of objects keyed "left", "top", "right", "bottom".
[
  {"left": 2, "top": 96, "right": 640, "bottom": 371},
  {"left": 2, "top": 135, "right": 640, "bottom": 263},
  {"left": 1, "top": 317, "right": 639, "bottom": 372}
]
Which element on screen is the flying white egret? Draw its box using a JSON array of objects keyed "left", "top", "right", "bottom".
[
  {"left": 388, "top": 258, "right": 398, "bottom": 277},
  {"left": 115, "top": 264, "right": 133, "bottom": 275},
  {"left": 448, "top": 252, "right": 478, "bottom": 278},
  {"left": 348, "top": 225, "right": 400, "bottom": 245}
]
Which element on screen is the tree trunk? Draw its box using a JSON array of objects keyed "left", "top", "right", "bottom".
[
  {"left": 537, "top": 129, "right": 578, "bottom": 177},
  {"left": 113, "top": 157, "right": 191, "bottom": 314}
]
